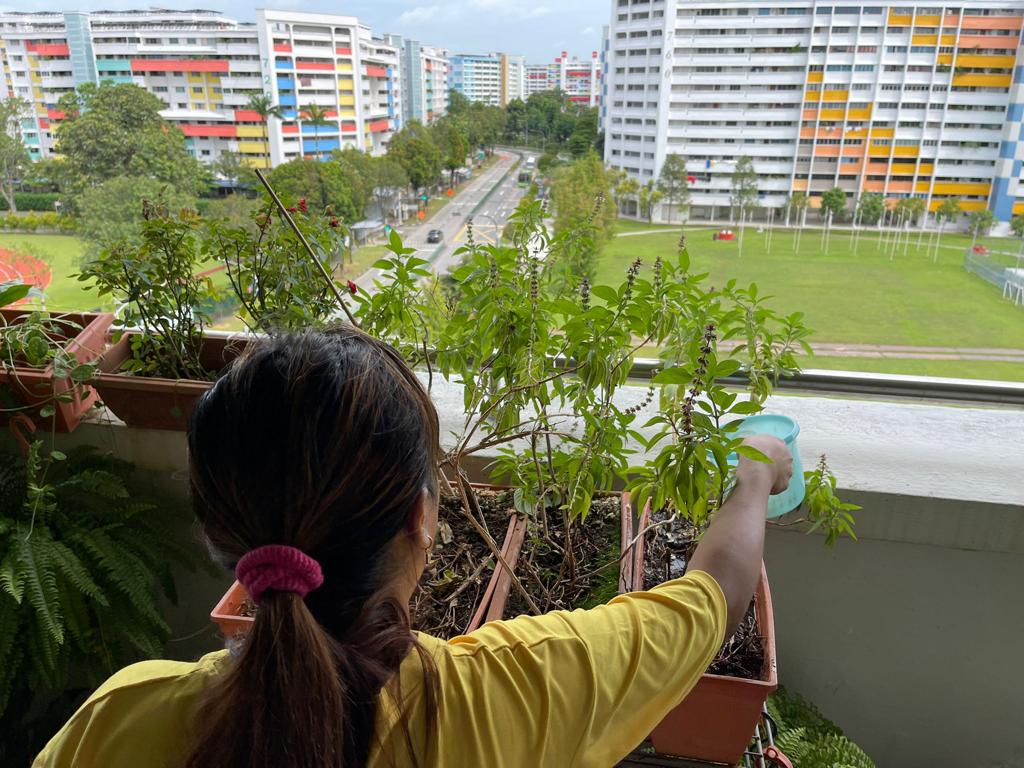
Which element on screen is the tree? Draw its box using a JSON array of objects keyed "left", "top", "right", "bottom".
[
  {"left": 785, "top": 191, "right": 809, "bottom": 225},
  {"left": 567, "top": 109, "right": 599, "bottom": 158},
  {"left": 935, "top": 197, "right": 962, "bottom": 228},
  {"left": 211, "top": 151, "right": 256, "bottom": 190},
  {"left": 638, "top": 181, "right": 664, "bottom": 224},
  {"left": 431, "top": 118, "right": 469, "bottom": 186},
  {"left": 333, "top": 148, "right": 376, "bottom": 216},
  {"left": 894, "top": 196, "right": 926, "bottom": 226},
  {"left": 56, "top": 82, "right": 207, "bottom": 201},
  {"left": 300, "top": 103, "right": 332, "bottom": 161},
  {"left": 855, "top": 193, "right": 885, "bottom": 225},
  {"left": 387, "top": 121, "right": 442, "bottom": 190},
  {"left": 76, "top": 176, "right": 196, "bottom": 254},
  {"left": 245, "top": 93, "right": 283, "bottom": 163},
  {"left": 657, "top": 154, "right": 691, "bottom": 223},
  {"left": 610, "top": 169, "right": 640, "bottom": 217},
  {"left": 820, "top": 187, "right": 847, "bottom": 223},
  {"left": 0, "top": 97, "right": 31, "bottom": 212},
  {"left": 1011, "top": 215, "right": 1024, "bottom": 239},
  {"left": 550, "top": 152, "right": 617, "bottom": 282},
  {"left": 267, "top": 158, "right": 362, "bottom": 222},
  {"left": 966, "top": 209, "right": 995, "bottom": 239},
  {"left": 730, "top": 156, "right": 759, "bottom": 222},
  {"left": 370, "top": 158, "right": 408, "bottom": 226}
]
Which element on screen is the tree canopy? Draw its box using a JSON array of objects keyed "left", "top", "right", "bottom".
[
  {"left": 267, "top": 158, "right": 363, "bottom": 222},
  {"left": 55, "top": 82, "right": 207, "bottom": 201},
  {"left": 820, "top": 187, "right": 847, "bottom": 222},
  {"left": 386, "top": 121, "right": 443, "bottom": 189}
]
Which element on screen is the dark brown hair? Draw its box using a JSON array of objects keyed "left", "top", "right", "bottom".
[{"left": 185, "top": 328, "right": 440, "bottom": 768}]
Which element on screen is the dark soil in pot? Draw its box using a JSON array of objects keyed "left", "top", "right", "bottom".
[
  {"left": 411, "top": 489, "right": 514, "bottom": 639},
  {"left": 503, "top": 494, "right": 622, "bottom": 619},
  {"left": 643, "top": 508, "right": 763, "bottom": 681}
]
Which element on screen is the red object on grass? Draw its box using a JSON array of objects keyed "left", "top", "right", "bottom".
[{"left": 972, "top": 245, "right": 988, "bottom": 254}]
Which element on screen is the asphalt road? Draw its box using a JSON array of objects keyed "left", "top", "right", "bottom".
[{"left": 354, "top": 149, "right": 532, "bottom": 291}]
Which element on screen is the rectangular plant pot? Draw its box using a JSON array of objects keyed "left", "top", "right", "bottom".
[
  {"left": 0, "top": 309, "right": 113, "bottom": 432},
  {"left": 623, "top": 502, "right": 778, "bottom": 765},
  {"left": 210, "top": 484, "right": 530, "bottom": 640},
  {"left": 94, "top": 333, "right": 249, "bottom": 431}
]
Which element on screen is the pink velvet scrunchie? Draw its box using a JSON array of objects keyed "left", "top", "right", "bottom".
[{"left": 235, "top": 545, "right": 324, "bottom": 603}]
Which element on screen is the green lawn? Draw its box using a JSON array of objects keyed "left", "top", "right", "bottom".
[
  {"left": 805, "top": 355, "right": 1024, "bottom": 382},
  {"left": 599, "top": 227, "right": 1024, "bottom": 350},
  {"left": 0, "top": 233, "right": 110, "bottom": 312}
]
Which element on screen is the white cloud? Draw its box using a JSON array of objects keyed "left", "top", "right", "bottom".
[
  {"left": 469, "top": 0, "right": 550, "bottom": 19},
  {"left": 398, "top": 4, "right": 440, "bottom": 24},
  {"left": 581, "top": 26, "right": 594, "bottom": 35}
]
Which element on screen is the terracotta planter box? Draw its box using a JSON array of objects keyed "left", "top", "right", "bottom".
[
  {"left": 0, "top": 309, "right": 113, "bottom": 432},
  {"left": 94, "top": 333, "right": 249, "bottom": 431},
  {"left": 210, "top": 485, "right": 530, "bottom": 640},
  {"left": 623, "top": 501, "right": 778, "bottom": 765}
]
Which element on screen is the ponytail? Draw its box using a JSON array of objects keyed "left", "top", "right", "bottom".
[{"left": 184, "top": 330, "right": 443, "bottom": 768}]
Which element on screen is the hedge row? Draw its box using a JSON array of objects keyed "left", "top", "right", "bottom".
[
  {"left": 0, "top": 212, "right": 77, "bottom": 232},
  {"left": 0, "top": 193, "right": 62, "bottom": 212}
]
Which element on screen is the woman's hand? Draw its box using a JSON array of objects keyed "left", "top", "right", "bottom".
[{"left": 738, "top": 435, "right": 793, "bottom": 495}]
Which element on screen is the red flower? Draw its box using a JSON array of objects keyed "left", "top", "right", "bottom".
[
  {"left": 299, "top": 198, "right": 308, "bottom": 213},
  {"left": 329, "top": 218, "right": 339, "bottom": 228},
  {"left": 347, "top": 280, "right": 358, "bottom": 295},
  {"left": 287, "top": 206, "right": 298, "bottom": 214}
]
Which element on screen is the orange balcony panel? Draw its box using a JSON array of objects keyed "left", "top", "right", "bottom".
[
  {"left": 942, "top": 14, "right": 960, "bottom": 26},
  {"left": 870, "top": 127, "right": 895, "bottom": 138},
  {"left": 180, "top": 124, "right": 236, "bottom": 138},
  {"left": 792, "top": 178, "right": 808, "bottom": 191},
  {"left": 365, "top": 65, "right": 388, "bottom": 78},
  {"left": 233, "top": 109, "right": 264, "bottom": 123},
  {"left": 804, "top": 91, "right": 821, "bottom": 102},
  {"left": 46, "top": 108, "right": 65, "bottom": 121},
  {"left": 368, "top": 118, "right": 390, "bottom": 132},
  {"left": 953, "top": 73, "right": 1012, "bottom": 88},
  {"left": 802, "top": 108, "right": 819, "bottom": 119},
  {"left": 912, "top": 34, "right": 938, "bottom": 45},
  {"left": 814, "top": 144, "right": 841, "bottom": 157},
  {"left": 27, "top": 43, "right": 70, "bottom": 57},
  {"left": 807, "top": 71, "right": 824, "bottom": 83},
  {"left": 822, "top": 90, "right": 848, "bottom": 102},
  {"left": 273, "top": 43, "right": 292, "bottom": 52},
  {"left": 296, "top": 60, "right": 334, "bottom": 71},
  {"left": 131, "top": 58, "right": 228, "bottom": 73},
  {"left": 956, "top": 54, "right": 1017, "bottom": 68},
  {"left": 888, "top": 10, "right": 912, "bottom": 25},
  {"left": 847, "top": 108, "right": 872, "bottom": 120},
  {"left": 336, "top": 47, "right": 353, "bottom": 55},
  {"left": 866, "top": 162, "right": 890, "bottom": 174},
  {"left": 282, "top": 123, "right": 299, "bottom": 134},
  {"left": 915, "top": 14, "right": 942, "bottom": 25},
  {"left": 957, "top": 33, "right": 1018, "bottom": 49},
  {"left": 960, "top": 16, "right": 1023, "bottom": 31},
  {"left": 893, "top": 146, "right": 919, "bottom": 158},
  {"left": 842, "top": 145, "right": 866, "bottom": 157},
  {"left": 887, "top": 181, "right": 913, "bottom": 193},
  {"left": 800, "top": 127, "right": 816, "bottom": 138},
  {"left": 863, "top": 180, "right": 885, "bottom": 192}
]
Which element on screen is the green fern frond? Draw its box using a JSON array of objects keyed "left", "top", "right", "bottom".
[
  {"left": 75, "top": 529, "right": 166, "bottom": 628},
  {"left": 15, "top": 533, "right": 64, "bottom": 644},
  {"left": 0, "top": 550, "right": 24, "bottom": 604},
  {"left": 801, "top": 732, "right": 875, "bottom": 768},
  {"left": 27, "top": 609, "right": 66, "bottom": 691},
  {"left": 774, "top": 727, "right": 809, "bottom": 762},
  {"left": 48, "top": 540, "right": 109, "bottom": 607}
]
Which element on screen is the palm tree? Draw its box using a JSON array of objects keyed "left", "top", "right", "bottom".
[
  {"left": 301, "top": 103, "right": 332, "bottom": 161},
  {"left": 245, "top": 93, "right": 283, "bottom": 163}
]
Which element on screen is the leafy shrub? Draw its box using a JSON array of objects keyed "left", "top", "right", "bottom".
[
  {"left": 768, "top": 687, "right": 876, "bottom": 768},
  {"left": 0, "top": 193, "right": 61, "bottom": 212}
]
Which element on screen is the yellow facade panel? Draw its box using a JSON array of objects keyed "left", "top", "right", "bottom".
[
  {"left": 337, "top": 63, "right": 353, "bottom": 72},
  {"left": 911, "top": 34, "right": 938, "bottom": 45},
  {"left": 822, "top": 90, "right": 848, "bottom": 102},
  {"left": 888, "top": 10, "right": 912, "bottom": 25},
  {"left": 807, "top": 71, "right": 823, "bottom": 83},
  {"left": 915, "top": 14, "right": 941, "bottom": 25},
  {"left": 792, "top": 178, "right": 808, "bottom": 191},
  {"left": 1015, "top": 202, "right": 1024, "bottom": 216},
  {"left": 892, "top": 146, "right": 919, "bottom": 158},
  {"left": 847, "top": 108, "right": 872, "bottom": 120},
  {"left": 956, "top": 54, "right": 1016, "bottom": 68},
  {"left": 820, "top": 109, "right": 845, "bottom": 120},
  {"left": 242, "top": 156, "right": 270, "bottom": 169},
  {"left": 870, "top": 127, "right": 895, "bottom": 138},
  {"left": 237, "top": 140, "right": 269, "bottom": 154},
  {"left": 339, "top": 94, "right": 356, "bottom": 106},
  {"left": 938, "top": 54, "right": 954, "bottom": 65},
  {"left": 931, "top": 182, "right": 990, "bottom": 196},
  {"left": 236, "top": 125, "right": 266, "bottom": 138},
  {"left": 957, "top": 200, "right": 987, "bottom": 212},
  {"left": 804, "top": 90, "right": 821, "bottom": 101},
  {"left": 953, "top": 73, "right": 1012, "bottom": 88}
]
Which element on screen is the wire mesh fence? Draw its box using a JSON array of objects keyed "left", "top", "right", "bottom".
[{"left": 964, "top": 250, "right": 1024, "bottom": 307}]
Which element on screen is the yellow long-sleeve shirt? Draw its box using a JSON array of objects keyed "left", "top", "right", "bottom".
[{"left": 35, "top": 570, "right": 726, "bottom": 768}]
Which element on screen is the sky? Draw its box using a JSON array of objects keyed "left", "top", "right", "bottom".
[{"left": 17, "top": 0, "right": 607, "bottom": 62}]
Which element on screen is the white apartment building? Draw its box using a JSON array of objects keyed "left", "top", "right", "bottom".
[
  {"left": 385, "top": 36, "right": 449, "bottom": 124},
  {"left": 525, "top": 62, "right": 558, "bottom": 95},
  {"left": 525, "top": 53, "right": 603, "bottom": 106},
  {"left": 450, "top": 52, "right": 525, "bottom": 106},
  {"left": 0, "top": 8, "right": 403, "bottom": 168},
  {"left": 603, "top": 0, "right": 1024, "bottom": 223}
]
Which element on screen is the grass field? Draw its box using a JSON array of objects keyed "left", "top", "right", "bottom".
[
  {"left": 804, "top": 356, "right": 1024, "bottom": 381},
  {"left": 0, "top": 233, "right": 109, "bottom": 311},
  {"left": 600, "top": 226, "right": 1024, "bottom": 350}
]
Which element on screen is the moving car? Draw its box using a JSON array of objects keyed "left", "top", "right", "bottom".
[{"left": 427, "top": 229, "right": 444, "bottom": 244}]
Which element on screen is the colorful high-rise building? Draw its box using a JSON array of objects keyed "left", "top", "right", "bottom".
[
  {"left": 0, "top": 8, "right": 404, "bottom": 168},
  {"left": 603, "top": 0, "right": 1024, "bottom": 223},
  {"left": 385, "top": 35, "right": 449, "bottom": 125},
  {"left": 525, "top": 53, "right": 602, "bottom": 106},
  {"left": 525, "top": 62, "right": 558, "bottom": 95}
]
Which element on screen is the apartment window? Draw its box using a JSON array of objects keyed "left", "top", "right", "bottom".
[
  {"left": 175, "top": 87, "right": 186, "bottom": 93},
  {"left": 826, "top": 65, "right": 853, "bottom": 72},
  {"left": 887, "top": 46, "right": 908, "bottom": 53},
  {"left": 852, "top": 83, "right": 871, "bottom": 90},
  {"left": 855, "top": 64, "right": 875, "bottom": 72}
]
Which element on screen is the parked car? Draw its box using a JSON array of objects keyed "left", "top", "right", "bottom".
[{"left": 427, "top": 229, "right": 444, "bottom": 244}]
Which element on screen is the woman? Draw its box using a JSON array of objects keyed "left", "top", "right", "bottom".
[{"left": 35, "top": 329, "right": 792, "bottom": 768}]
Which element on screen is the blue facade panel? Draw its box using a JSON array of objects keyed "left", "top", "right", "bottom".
[
  {"left": 1001, "top": 141, "right": 1017, "bottom": 160},
  {"left": 991, "top": 177, "right": 1015, "bottom": 221},
  {"left": 277, "top": 76, "right": 295, "bottom": 89},
  {"left": 303, "top": 137, "right": 340, "bottom": 154},
  {"left": 1009, "top": 103, "right": 1024, "bottom": 122},
  {"left": 278, "top": 93, "right": 297, "bottom": 107}
]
